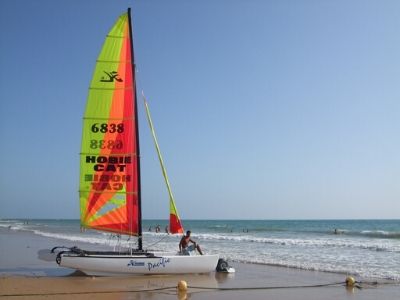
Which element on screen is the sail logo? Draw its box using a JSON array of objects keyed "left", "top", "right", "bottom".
[
  {"left": 100, "top": 71, "right": 123, "bottom": 82},
  {"left": 85, "top": 155, "right": 133, "bottom": 191},
  {"left": 127, "top": 260, "right": 145, "bottom": 267}
]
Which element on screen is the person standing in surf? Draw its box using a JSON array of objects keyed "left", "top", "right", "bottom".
[{"left": 179, "top": 230, "right": 203, "bottom": 255}]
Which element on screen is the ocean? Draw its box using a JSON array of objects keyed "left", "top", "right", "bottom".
[{"left": 1, "top": 219, "right": 399, "bottom": 280}]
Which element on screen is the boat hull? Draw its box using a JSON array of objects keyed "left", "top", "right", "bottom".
[{"left": 59, "top": 252, "right": 219, "bottom": 275}]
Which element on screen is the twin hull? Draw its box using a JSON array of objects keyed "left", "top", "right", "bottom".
[{"left": 59, "top": 252, "right": 219, "bottom": 275}]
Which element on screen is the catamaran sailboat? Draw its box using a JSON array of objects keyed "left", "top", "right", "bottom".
[{"left": 53, "top": 8, "right": 220, "bottom": 275}]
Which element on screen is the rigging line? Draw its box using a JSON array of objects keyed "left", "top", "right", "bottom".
[
  {"left": 190, "top": 281, "right": 345, "bottom": 291},
  {"left": 190, "top": 280, "right": 400, "bottom": 291},
  {"left": 0, "top": 286, "right": 175, "bottom": 298},
  {"left": 144, "top": 234, "right": 170, "bottom": 249},
  {"left": 2, "top": 280, "right": 399, "bottom": 297}
]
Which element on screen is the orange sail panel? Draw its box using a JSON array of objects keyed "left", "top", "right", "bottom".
[{"left": 79, "top": 13, "right": 139, "bottom": 235}]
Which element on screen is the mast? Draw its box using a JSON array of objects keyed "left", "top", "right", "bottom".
[{"left": 127, "top": 8, "right": 143, "bottom": 250}]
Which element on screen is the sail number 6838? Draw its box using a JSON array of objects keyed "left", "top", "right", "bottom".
[
  {"left": 91, "top": 123, "right": 124, "bottom": 133},
  {"left": 90, "top": 139, "right": 123, "bottom": 149}
]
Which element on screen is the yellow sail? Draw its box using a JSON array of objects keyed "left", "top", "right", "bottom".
[{"left": 142, "top": 93, "right": 184, "bottom": 234}]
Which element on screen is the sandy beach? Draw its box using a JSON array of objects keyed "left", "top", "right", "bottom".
[{"left": 1, "top": 228, "right": 399, "bottom": 300}]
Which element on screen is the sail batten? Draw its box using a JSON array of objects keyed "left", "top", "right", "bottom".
[
  {"left": 97, "top": 60, "right": 133, "bottom": 63},
  {"left": 89, "top": 87, "right": 134, "bottom": 91},
  {"left": 79, "top": 190, "right": 138, "bottom": 195}
]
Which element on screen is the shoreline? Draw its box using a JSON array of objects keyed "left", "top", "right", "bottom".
[
  {"left": 0, "top": 226, "right": 390, "bottom": 280},
  {"left": 1, "top": 228, "right": 399, "bottom": 299},
  {"left": 1, "top": 219, "right": 399, "bottom": 280}
]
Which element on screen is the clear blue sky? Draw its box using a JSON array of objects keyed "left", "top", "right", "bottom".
[{"left": 0, "top": 0, "right": 399, "bottom": 219}]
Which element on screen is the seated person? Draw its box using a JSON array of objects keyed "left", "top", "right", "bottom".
[{"left": 179, "top": 230, "right": 203, "bottom": 255}]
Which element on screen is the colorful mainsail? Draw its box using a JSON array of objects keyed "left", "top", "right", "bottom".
[
  {"left": 143, "top": 94, "right": 184, "bottom": 234},
  {"left": 79, "top": 12, "right": 140, "bottom": 236}
]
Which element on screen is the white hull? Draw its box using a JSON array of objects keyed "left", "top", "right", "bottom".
[{"left": 59, "top": 251, "right": 219, "bottom": 275}]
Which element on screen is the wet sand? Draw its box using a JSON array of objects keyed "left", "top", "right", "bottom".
[{"left": 1, "top": 228, "right": 399, "bottom": 299}]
